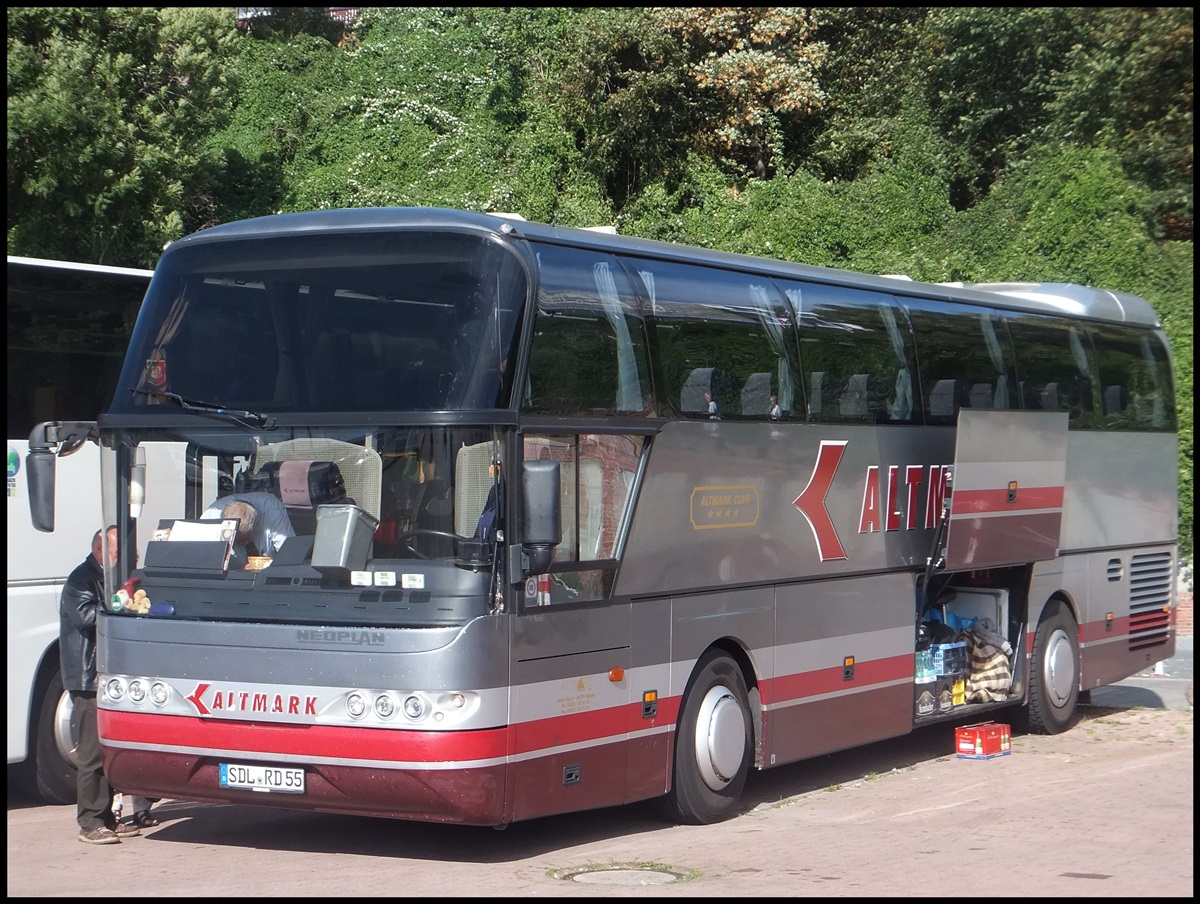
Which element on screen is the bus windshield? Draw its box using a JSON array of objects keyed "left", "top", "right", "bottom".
[
  {"left": 109, "top": 229, "right": 527, "bottom": 416},
  {"left": 104, "top": 422, "right": 507, "bottom": 628}
]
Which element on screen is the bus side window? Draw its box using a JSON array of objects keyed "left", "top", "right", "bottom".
[
  {"left": 1087, "top": 322, "right": 1175, "bottom": 431},
  {"left": 523, "top": 244, "right": 651, "bottom": 416},
  {"left": 521, "top": 433, "right": 644, "bottom": 605},
  {"left": 785, "top": 281, "right": 918, "bottom": 425},
  {"left": 634, "top": 260, "right": 801, "bottom": 420},
  {"left": 1004, "top": 312, "right": 1099, "bottom": 426},
  {"left": 905, "top": 302, "right": 1016, "bottom": 426}
]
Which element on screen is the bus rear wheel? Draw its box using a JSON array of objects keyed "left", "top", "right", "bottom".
[
  {"left": 1021, "top": 600, "right": 1080, "bottom": 735},
  {"left": 14, "top": 669, "right": 78, "bottom": 804},
  {"left": 658, "top": 651, "right": 751, "bottom": 825}
]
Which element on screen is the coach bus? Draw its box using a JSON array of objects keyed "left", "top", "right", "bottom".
[
  {"left": 26, "top": 208, "right": 1179, "bottom": 826},
  {"left": 8, "top": 255, "right": 151, "bottom": 803}
]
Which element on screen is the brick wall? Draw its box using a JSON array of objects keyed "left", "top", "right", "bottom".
[{"left": 1177, "top": 591, "right": 1194, "bottom": 637}]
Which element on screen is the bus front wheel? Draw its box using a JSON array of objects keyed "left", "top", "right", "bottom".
[
  {"left": 658, "top": 651, "right": 751, "bottom": 825},
  {"left": 1021, "top": 600, "right": 1080, "bottom": 735}
]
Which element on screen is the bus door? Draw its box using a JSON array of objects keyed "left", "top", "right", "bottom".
[
  {"left": 508, "top": 601, "right": 632, "bottom": 823},
  {"left": 944, "top": 410, "right": 1068, "bottom": 571}
]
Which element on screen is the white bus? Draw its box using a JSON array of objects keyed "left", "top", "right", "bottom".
[{"left": 7, "top": 255, "right": 151, "bottom": 802}]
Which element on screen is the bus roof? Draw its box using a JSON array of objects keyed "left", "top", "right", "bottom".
[{"left": 163, "top": 207, "right": 1163, "bottom": 328}]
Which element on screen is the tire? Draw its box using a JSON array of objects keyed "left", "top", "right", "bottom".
[
  {"left": 14, "top": 669, "right": 78, "bottom": 804},
  {"left": 1021, "top": 600, "right": 1080, "bottom": 735},
  {"left": 658, "top": 650, "right": 752, "bottom": 825}
]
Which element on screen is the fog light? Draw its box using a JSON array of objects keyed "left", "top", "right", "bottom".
[
  {"left": 105, "top": 678, "right": 124, "bottom": 702},
  {"left": 403, "top": 694, "right": 426, "bottom": 720}
]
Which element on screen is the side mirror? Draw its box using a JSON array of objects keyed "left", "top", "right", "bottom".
[
  {"left": 26, "top": 448, "right": 57, "bottom": 532},
  {"left": 26, "top": 420, "right": 98, "bottom": 533},
  {"left": 519, "top": 459, "right": 560, "bottom": 578}
]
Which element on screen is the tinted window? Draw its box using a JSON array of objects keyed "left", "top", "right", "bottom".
[
  {"left": 1089, "top": 324, "right": 1176, "bottom": 431},
  {"left": 523, "top": 244, "right": 651, "bottom": 415},
  {"left": 905, "top": 300, "right": 1016, "bottom": 425},
  {"left": 785, "top": 281, "right": 918, "bottom": 424},
  {"left": 634, "top": 260, "right": 801, "bottom": 419},
  {"left": 115, "top": 231, "right": 526, "bottom": 415},
  {"left": 1003, "top": 312, "right": 1098, "bottom": 425},
  {"left": 521, "top": 432, "right": 645, "bottom": 606},
  {"left": 8, "top": 261, "right": 147, "bottom": 437}
]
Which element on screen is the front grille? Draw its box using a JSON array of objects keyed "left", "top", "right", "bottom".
[{"left": 1128, "top": 551, "right": 1172, "bottom": 651}]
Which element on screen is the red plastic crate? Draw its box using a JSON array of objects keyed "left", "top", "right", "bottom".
[{"left": 955, "top": 721, "right": 1012, "bottom": 759}]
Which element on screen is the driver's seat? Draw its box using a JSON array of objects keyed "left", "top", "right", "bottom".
[{"left": 407, "top": 477, "right": 456, "bottom": 558}]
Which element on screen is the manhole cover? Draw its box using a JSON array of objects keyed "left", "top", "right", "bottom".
[{"left": 569, "top": 868, "right": 679, "bottom": 886}]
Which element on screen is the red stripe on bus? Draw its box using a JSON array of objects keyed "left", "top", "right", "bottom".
[
  {"left": 763, "top": 652, "right": 913, "bottom": 705},
  {"left": 100, "top": 709, "right": 509, "bottom": 763},
  {"left": 510, "top": 701, "right": 668, "bottom": 753},
  {"left": 951, "top": 485, "right": 1064, "bottom": 514},
  {"left": 101, "top": 702, "right": 669, "bottom": 763}
]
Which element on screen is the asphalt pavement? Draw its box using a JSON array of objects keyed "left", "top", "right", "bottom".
[{"left": 7, "top": 637, "right": 1191, "bottom": 897}]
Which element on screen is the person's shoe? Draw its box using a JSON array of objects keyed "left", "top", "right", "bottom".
[
  {"left": 131, "top": 809, "right": 160, "bottom": 828},
  {"left": 111, "top": 821, "right": 141, "bottom": 838},
  {"left": 78, "top": 826, "right": 121, "bottom": 845}
]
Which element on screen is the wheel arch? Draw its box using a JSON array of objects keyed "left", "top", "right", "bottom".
[
  {"left": 26, "top": 639, "right": 64, "bottom": 755},
  {"left": 1033, "top": 589, "right": 1082, "bottom": 648}
]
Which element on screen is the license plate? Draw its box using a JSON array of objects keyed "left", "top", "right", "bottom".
[{"left": 219, "top": 762, "right": 305, "bottom": 794}]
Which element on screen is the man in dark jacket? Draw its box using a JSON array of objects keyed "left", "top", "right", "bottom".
[{"left": 59, "top": 526, "right": 141, "bottom": 845}]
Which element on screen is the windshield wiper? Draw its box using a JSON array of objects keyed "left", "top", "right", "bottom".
[{"left": 129, "top": 389, "right": 275, "bottom": 429}]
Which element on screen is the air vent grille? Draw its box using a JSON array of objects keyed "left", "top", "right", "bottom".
[
  {"left": 1106, "top": 558, "right": 1123, "bottom": 582},
  {"left": 1128, "top": 551, "right": 1172, "bottom": 651}
]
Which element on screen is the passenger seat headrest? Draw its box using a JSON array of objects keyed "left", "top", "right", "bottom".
[{"left": 270, "top": 460, "right": 347, "bottom": 508}]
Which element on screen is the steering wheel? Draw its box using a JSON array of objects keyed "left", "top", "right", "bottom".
[{"left": 395, "top": 528, "right": 461, "bottom": 559}]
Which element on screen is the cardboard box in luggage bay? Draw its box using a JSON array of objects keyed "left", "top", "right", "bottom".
[{"left": 956, "top": 721, "right": 1012, "bottom": 759}]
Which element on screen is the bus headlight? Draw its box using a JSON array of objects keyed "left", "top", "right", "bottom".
[
  {"left": 150, "top": 682, "right": 170, "bottom": 706},
  {"left": 105, "top": 678, "right": 125, "bottom": 702},
  {"left": 402, "top": 694, "right": 427, "bottom": 720},
  {"left": 375, "top": 694, "right": 395, "bottom": 719},
  {"left": 128, "top": 679, "right": 146, "bottom": 703},
  {"left": 346, "top": 692, "right": 367, "bottom": 718}
]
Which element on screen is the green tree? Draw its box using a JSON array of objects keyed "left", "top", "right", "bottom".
[
  {"left": 652, "top": 7, "right": 828, "bottom": 181},
  {"left": 6, "top": 6, "right": 1192, "bottom": 554},
  {"left": 235, "top": 6, "right": 349, "bottom": 44},
  {"left": 213, "top": 8, "right": 528, "bottom": 217},
  {"left": 505, "top": 7, "right": 693, "bottom": 214},
  {"left": 1042, "top": 7, "right": 1193, "bottom": 239},
  {"left": 7, "top": 7, "right": 239, "bottom": 266},
  {"left": 800, "top": 7, "right": 930, "bottom": 182},
  {"left": 918, "top": 7, "right": 1088, "bottom": 211}
]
